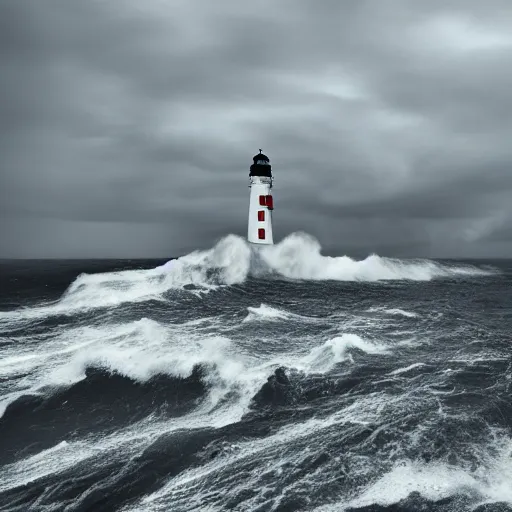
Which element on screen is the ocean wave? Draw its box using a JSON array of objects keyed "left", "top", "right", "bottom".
[
  {"left": 296, "top": 334, "right": 390, "bottom": 374},
  {"left": 0, "top": 232, "right": 495, "bottom": 321},
  {"left": 343, "top": 435, "right": 512, "bottom": 510},
  {"left": 242, "top": 303, "right": 321, "bottom": 324}
]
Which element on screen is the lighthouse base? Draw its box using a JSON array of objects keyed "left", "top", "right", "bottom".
[{"left": 248, "top": 240, "right": 274, "bottom": 246}]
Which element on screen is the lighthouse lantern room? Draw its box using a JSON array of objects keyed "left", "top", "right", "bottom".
[{"left": 247, "top": 149, "right": 274, "bottom": 245}]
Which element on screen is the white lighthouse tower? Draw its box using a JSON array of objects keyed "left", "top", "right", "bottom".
[{"left": 247, "top": 149, "right": 274, "bottom": 245}]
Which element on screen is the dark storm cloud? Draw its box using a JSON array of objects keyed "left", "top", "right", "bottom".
[{"left": 1, "top": 0, "right": 512, "bottom": 257}]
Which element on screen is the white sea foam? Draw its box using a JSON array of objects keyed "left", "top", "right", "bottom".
[
  {"left": 389, "top": 362, "right": 427, "bottom": 375},
  {"left": 243, "top": 304, "right": 292, "bottom": 322},
  {"left": 308, "top": 435, "right": 512, "bottom": 512},
  {"left": 0, "top": 331, "right": 392, "bottom": 494},
  {"left": 0, "top": 317, "right": 271, "bottom": 421},
  {"left": 0, "top": 232, "right": 494, "bottom": 325},
  {"left": 257, "top": 232, "right": 493, "bottom": 282},
  {"left": 0, "top": 232, "right": 503, "bottom": 511},
  {"left": 122, "top": 382, "right": 418, "bottom": 512},
  {"left": 0, "top": 322, "right": 385, "bottom": 422},
  {"left": 345, "top": 436, "right": 512, "bottom": 509},
  {"left": 0, "top": 409, "right": 232, "bottom": 494},
  {"left": 122, "top": 396, "right": 386, "bottom": 511},
  {"left": 295, "top": 333, "right": 390, "bottom": 374},
  {"left": 368, "top": 306, "right": 420, "bottom": 318},
  {"left": 243, "top": 303, "right": 318, "bottom": 324}
]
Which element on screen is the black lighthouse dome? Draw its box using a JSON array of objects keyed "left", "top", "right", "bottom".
[{"left": 249, "top": 149, "right": 272, "bottom": 178}]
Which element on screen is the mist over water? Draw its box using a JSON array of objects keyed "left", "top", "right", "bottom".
[{"left": 0, "top": 232, "right": 510, "bottom": 512}]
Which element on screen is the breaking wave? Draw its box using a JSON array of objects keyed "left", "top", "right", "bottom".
[
  {"left": 0, "top": 232, "right": 495, "bottom": 323},
  {"left": 0, "top": 249, "right": 509, "bottom": 512},
  {"left": 243, "top": 303, "right": 319, "bottom": 324},
  {"left": 0, "top": 314, "right": 387, "bottom": 424},
  {"left": 180, "top": 231, "right": 493, "bottom": 284}
]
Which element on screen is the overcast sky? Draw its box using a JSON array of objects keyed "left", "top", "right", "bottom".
[{"left": 1, "top": 0, "right": 512, "bottom": 258}]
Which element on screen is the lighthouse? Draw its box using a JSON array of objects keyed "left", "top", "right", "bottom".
[{"left": 247, "top": 149, "right": 274, "bottom": 245}]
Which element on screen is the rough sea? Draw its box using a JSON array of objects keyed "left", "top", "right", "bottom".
[{"left": 1, "top": 232, "right": 511, "bottom": 512}]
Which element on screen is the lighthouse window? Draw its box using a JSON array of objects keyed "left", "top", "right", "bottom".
[
  {"left": 258, "top": 228, "right": 266, "bottom": 240},
  {"left": 256, "top": 160, "right": 269, "bottom": 165},
  {"left": 258, "top": 210, "right": 265, "bottom": 222},
  {"left": 259, "top": 195, "right": 266, "bottom": 206}
]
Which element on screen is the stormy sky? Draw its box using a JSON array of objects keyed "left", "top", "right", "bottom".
[{"left": 1, "top": 0, "right": 512, "bottom": 258}]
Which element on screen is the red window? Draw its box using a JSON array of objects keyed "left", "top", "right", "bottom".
[
  {"left": 258, "top": 210, "right": 265, "bottom": 222},
  {"left": 258, "top": 228, "right": 265, "bottom": 240},
  {"left": 259, "top": 195, "right": 274, "bottom": 209}
]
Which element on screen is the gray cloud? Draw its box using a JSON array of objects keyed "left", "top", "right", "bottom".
[{"left": 1, "top": 0, "right": 512, "bottom": 258}]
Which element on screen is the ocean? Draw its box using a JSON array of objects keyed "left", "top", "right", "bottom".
[{"left": 0, "top": 232, "right": 511, "bottom": 512}]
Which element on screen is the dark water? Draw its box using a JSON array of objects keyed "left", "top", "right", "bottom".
[{"left": 1, "top": 234, "right": 511, "bottom": 512}]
